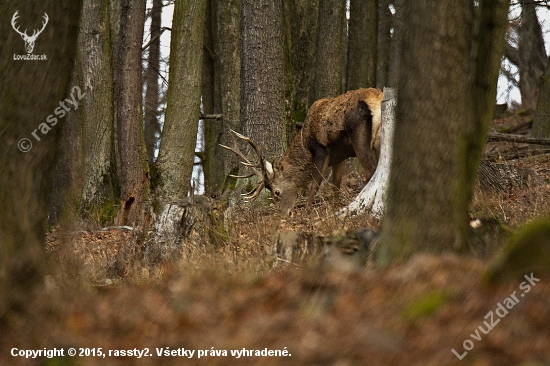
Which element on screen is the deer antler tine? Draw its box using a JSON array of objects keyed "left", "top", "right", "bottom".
[{"left": 229, "top": 172, "right": 255, "bottom": 179}]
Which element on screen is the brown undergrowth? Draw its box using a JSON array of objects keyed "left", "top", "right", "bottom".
[{"left": 3, "top": 122, "right": 550, "bottom": 365}]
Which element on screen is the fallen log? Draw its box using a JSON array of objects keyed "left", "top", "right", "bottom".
[{"left": 487, "top": 132, "right": 550, "bottom": 145}]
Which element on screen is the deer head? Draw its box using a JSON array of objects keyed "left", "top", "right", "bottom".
[
  {"left": 11, "top": 11, "right": 49, "bottom": 54},
  {"left": 221, "top": 129, "right": 308, "bottom": 217}
]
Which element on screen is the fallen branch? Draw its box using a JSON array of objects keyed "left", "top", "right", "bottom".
[{"left": 486, "top": 132, "right": 550, "bottom": 145}]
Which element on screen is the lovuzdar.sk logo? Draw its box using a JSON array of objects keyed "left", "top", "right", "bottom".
[{"left": 11, "top": 10, "right": 48, "bottom": 60}]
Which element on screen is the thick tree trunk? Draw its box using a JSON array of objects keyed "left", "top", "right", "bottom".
[
  {"left": 144, "top": 0, "right": 162, "bottom": 164},
  {"left": 116, "top": 0, "right": 150, "bottom": 226},
  {"left": 51, "top": 0, "right": 116, "bottom": 226},
  {"left": 240, "top": 0, "right": 286, "bottom": 159},
  {"left": 156, "top": 0, "right": 207, "bottom": 200},
  {"left": 346, "top": 0, "right": 378, "bottom": 90},
  {"left": 378, "top": 1, "right": 474, "bottom": 264},
  {"left": 456, "top": 0, "right": 510, "bottom": 249},
  {"left": 310, "top": 0, "right": 345, "bottom": 103},
  {"left": 0, "top": 0, "right": 82, "bottom": 309}
]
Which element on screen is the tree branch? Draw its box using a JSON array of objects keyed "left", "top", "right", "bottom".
[{"left": 487, "top": 132, "right": 550, "bottom": 145}]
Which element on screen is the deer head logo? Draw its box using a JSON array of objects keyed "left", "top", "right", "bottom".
[{"left": 11, "top": 11, "right": 49, "bottom": 54}]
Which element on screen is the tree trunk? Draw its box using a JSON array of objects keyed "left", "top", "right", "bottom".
[
  {"left": 378, "top": 1, "right": 474, "bottom": 264},
  {"left": 240, "top": 0, "right": 286, "bottom": 159},
  {"left": 340, "top": 88, "right": 396, "bottom": 218},
  {"left": 0, "top": 0, "right": 82, "bottom": 310},
  {"left": 376, "top": 0, "right": 392, "bottom": 89},
  {"left": 116, "top": 0, "right": 150, "bottom": 226},
  {"left": 531, "top": 54, "right": 550, "bottom": 146},
  {"left": 309, "top": 0, "right": 345, "bottom": 103},
  {"left": 346, "top": 0, "right": 378, "bottom": 90},
  {"left": 144, "top": 0, "right": 162, "bottom": 164},
  {"left": 156, "top": 0, "right": 207, "bottom": 200},
  {"left": 288, "top": 0, "right": 318, "bottom": 124},
  {"left": 203, "top": 0, "right": 241, "bottom": 195},
  {"left": 456, "top": 0, "right": 510, "bottom": 250},
  {"left": 387, "top": 0, "right": 404, "bottom": 88},
  {"left": 518, "top": 2, "right": 548, "bottom": 111}
]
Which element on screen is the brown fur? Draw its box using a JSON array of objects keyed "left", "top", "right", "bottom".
[{"left": 271, "top": 88, "right": 383, "bottom": 216}]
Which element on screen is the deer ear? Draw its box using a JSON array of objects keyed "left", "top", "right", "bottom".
[{"left": 265, "top": 160, "right": 274, "bottom": 180}]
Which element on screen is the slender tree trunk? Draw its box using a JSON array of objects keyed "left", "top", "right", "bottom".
[
  {"left": 0, "top": 0, "right": 82, "bottom": 309},
  {"left": 518, "top": 2, "right": 547, "bottom": 111},
  {"left": 288, "top": 0, "right": 319, "bottom": 123},
  {"left": 116, "top": 0, "right": 150, "bottom": 226},
  {"left": 346, "top": 0, "right": 378, "bottom": 90},
  {"left": 144, "top": 0, "right": 162, "bottom": 164},
  {"left": 387, "top": 0, "right": 404, "bottom": 88},
  {"left": 203, "top": 0, "right": 241, "bottom": 195},
  {"left": 157, "top": 0, "right": 207, "bottom": 200},
  {"left": 379, "top": 0, "right": 474, "bottom": 263},
  {"left": 376, "top": 0, "right": 391, "bottom": 89},
  {"left": 241, "top": 0, "right": 286, "bottom": 159},
  {"left": 310, "top": 0, "right": 345, "bottom": 103},
  {"left": 531, "top": 57, "right": 550, "bottom": 145}
]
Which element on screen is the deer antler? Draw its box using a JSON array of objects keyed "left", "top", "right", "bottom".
[
  {"left": 220, "top": 129, "right": 273, "bottom": 200},
  {"left": 11, "top": 11, "right": 27, "bottom": 38}
]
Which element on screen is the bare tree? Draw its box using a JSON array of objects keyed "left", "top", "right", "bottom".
[
  {"left": 116, "top": 0, "right": 150, "bottom": 226},
  {"left": 203, "top": 0, "right": 241, "bottom": 195},
  {"left": 156, "top": 0, "right": 207, "bottom": 200},
  {"left": 346, "top": 0, "right": 378, "bottom": 90},
  {"left": 144, "top": 0, "right": 163, "bottom": 164},
  {"left": 50, "top": 0, "right": 117, "bottom": 226},
  {"left": 310, "top": 0, "right": 345, "bottom": 103},
  {"left": 505, "top": 1, "right": 548, "bottom": 110}
]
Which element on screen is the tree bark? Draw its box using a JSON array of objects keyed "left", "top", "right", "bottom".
[
  {"left": 346, "top": 0, "right": 378, "bottom": 90},
  {"left": 376, "top": 0, "right": 392, "bottom": 89},
  {"left": 378, "top": 1, "right": 474, "bottom": 263},
  {"left": 518, "top": 2, "right": 548, "bottom": 111},
  {"left": 387, "top": 0, "right": 404, "bottom": 88},
  {"left": 144, "top": 0, "right": 162, "bottom": 164},
  {"left": 203, "top": 0, "right": 241, "bottom": 195},
  {"left": 309, "top": 0, "right": 345, "bottom": 103},
  {"left": 116, "top": 0, "right": 150, "bottom": 226},
  {"left": 240, "top": 0, "right": 286, "bottom": 159},
  {"left": 156, "top": 0, "right": 207, "bottom": 200},
  {"left": 288, "top": 0, "right": 319, "bottom": 125},
  {"left": 531, "top": 55, "right": 550, "bottom": 146},
  {"left": 0, "top": 0, "right": 82, "bottom": 310}
]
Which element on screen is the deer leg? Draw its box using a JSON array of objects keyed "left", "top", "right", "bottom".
[
  {"left": 307, "top": 152, "right": 330, "bottom": 207},
  {"left": 329, "top": 161, "right": 345, "bottom": 203},
  {"left": 351, "top": 124, "right": 377, "bottom": 181}
]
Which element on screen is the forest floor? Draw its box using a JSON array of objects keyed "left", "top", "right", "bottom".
[{"left": 2, "top": 111, "right": 550, "bottom": 366}]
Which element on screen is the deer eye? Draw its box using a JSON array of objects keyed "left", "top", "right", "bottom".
[{"left": 274, "top": 189, "right": 281, "bottom": 198}]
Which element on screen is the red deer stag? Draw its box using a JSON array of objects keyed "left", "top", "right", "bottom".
[{"left": 222, "top": 88, "right": 383, "bottom": 216}]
